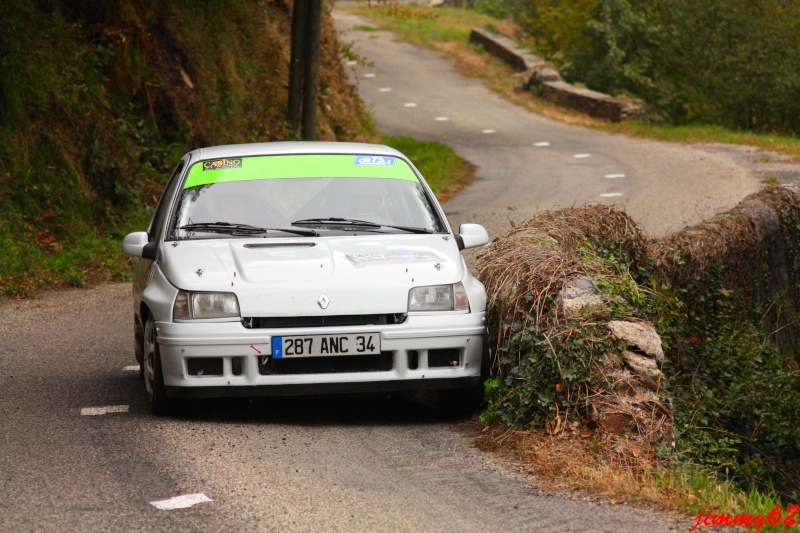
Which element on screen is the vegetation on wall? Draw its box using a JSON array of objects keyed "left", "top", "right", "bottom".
[
  {"left": 477, "top": 188, "right": 800, "bottom": 502},
  {"left": 0, "top": 0, "right": 376, "bottom": 296}
]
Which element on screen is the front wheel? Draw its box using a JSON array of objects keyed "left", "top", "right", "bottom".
[
  {"left": 143, "top": 317, "right": 171, "bottom": 416},
  {"left": 437, "top": 331, "right": 491, "bottom": 418}
]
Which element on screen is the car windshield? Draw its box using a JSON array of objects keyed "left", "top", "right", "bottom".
[{"left": 168, "top": 155, "right": 447, "bottom": 239}]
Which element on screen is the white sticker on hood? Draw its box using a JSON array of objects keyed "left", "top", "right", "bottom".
[{"left": 346, "top": 249, "right": 444, "bottom": 267}]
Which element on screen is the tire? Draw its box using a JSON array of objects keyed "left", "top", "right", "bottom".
[
  {"left": 437, "top": 330, "right": 491, "bottom": 418},
  {"left": 143, "top": 317, "right": 171, "bottom": 416},
  {"left": 134, "top": 315, "right": 144, "bottom": 381}
]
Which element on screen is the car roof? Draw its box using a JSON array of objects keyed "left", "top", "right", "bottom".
[{"left": 187, "top": 141, "right": 405, "bottom": 162}]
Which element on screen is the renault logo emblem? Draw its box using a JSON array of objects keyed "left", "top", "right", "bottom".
[{"left": 317, "top": 294, "right": 330, "bottom": 309}]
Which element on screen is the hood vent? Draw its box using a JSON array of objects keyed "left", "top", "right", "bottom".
[{"left": 244, "top": 242, "right": 316, "bottom": 249}]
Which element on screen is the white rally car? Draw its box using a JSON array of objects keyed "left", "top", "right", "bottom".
[{"left": 122, "top": 142, "right": 489, "bottom": 414}]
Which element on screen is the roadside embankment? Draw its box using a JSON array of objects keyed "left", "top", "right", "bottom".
[
  {"left": 477, "top": 185, "right": 800, "bottom": 499},
  {"left": 0, "top": 0, "right": 376, "bottom": 297}
]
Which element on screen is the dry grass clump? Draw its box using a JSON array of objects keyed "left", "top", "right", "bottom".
[
  {"left": 652, "top": 207, "right": 764, "bottom": 291},
  {"left": 468, "top": 421, "right": 747, "bottom": 517},
  {"left": 477, "top": 204, "right": 647, "bottom": 350},
  {"left": 472, "top": 422, "right": 670, "bottom": 503},
  {"left": 509, "top": 204, "right": 647, "bottom": 256},
  {"left": 653, "top": 186, "right": 800, "bottom": 292}
]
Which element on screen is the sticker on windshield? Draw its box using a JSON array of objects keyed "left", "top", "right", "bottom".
[
  {"left": 354, "top": 155, "right": 396, "bottom": 166},
  {"left": 203, "top": 158, "right": 242, "bottom": 171},
  {"left": 185, "top": 154, "right": 418, "bottom": 188},
  {"left": 346, "top": 249, "right": 443, "bottom": 267}
]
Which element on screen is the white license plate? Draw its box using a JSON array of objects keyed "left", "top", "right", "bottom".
[{"left": 271, "top": 333, "right": 380, "bottom": 358}]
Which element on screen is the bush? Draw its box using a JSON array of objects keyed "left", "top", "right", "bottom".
[{"left": 513, "top": 0, "right": 800, "bottom": 133}]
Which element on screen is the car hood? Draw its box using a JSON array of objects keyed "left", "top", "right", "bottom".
[{"left": 159, "top": 234, "right": 466, "bottom": 316}]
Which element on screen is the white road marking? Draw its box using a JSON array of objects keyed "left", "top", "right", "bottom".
[
  {"left": 364, "top": 73, "right": 376, "bottom": 78},
  {"left": 403, "top": 102, "right": 417, "bottom": 107},
  {"left": 605, "top": 173, "right": 626, "bottom": 179},
  {"left": 533, "top": 142, "right": 550, "bottom": 147},
  {"left": 123, "top": 365, "right": 140, "bottom": 372},
  {"left": 378, "top": 87, "right": 392, "bottom": 92},
  {"left": 346, "top": 60, "right": 357, "bottom": 66},
  {"left": 600, "top": 193, "right": 624, "bottom": 197},
  {"left": 150, "top": 493, "right": 213, "bottom": 511},
  {"left": 81, "top": 405, "right": 129, "bottom": 416},
  {"left": 482, "top": 129, "right": 496, "bottom": 134},
  {"left": 574, "top": 153, "right": 591, "bottom": 158},
  {"left": 434, "top": 116, "right": 449, "bottom": 121}
]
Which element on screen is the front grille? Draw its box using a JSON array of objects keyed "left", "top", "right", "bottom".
[
  {"left": 258, "top": 352, "right": 394, "bottom": 375},
  {"left": 243, "top": 313, "right": 406, "bottom": 329}
]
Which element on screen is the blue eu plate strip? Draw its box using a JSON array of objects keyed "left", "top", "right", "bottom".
[{"left": 271, "top": 337, "right": 283, "bottom": 359}]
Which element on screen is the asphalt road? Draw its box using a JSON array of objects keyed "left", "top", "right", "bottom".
[
  {"left": 0, "top": 12, "right": 768, "bottom": 533},
  {"left": 334, "top": 12, "right": 760, "bottom": 241},
  {"left": 0, "top": 284, "right": 682, "bottom": 531}
]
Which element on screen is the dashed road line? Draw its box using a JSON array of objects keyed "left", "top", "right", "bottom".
[
  {"left": 123, "top": 365, "right": 140, "bottom": 372},
  {"left": 482, "top": 129, "right": 496, "bottom": 134},
  {"left": 364, "top": 73, "right": 376, "bottom": 78},
  {"left": 81, "top": 405, "right": 130, "bottom": 416},
  {"left": 533, "top": 142, "right": 550, "bottom": 147},
  {"left": 403, "top": 102, "right": 417, "bottom": 107},
  {"left": 605, "top": 173, "right": 626, "bottom": 179},
  {"left": 600, "top": 192, "right": 624, "bottom": 198},
  {"left": 574, "top": 153, "right": 591, "bottom": 158},
  {"left": 378, "top": 87, "right": 392, "bottom": 92},
  {"left": 434, "top": 116, "right": 449, "bottom": 121},
  {"left": 346, "top": 60, "right": 357, "bottom": 66},
  {"left": 150, "top": 493, "right": 213, "bottom": 511}
]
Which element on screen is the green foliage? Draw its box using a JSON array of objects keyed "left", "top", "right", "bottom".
[
  {"left": 514, "top": 0, "right": 800, "bottom": 133},
  {"left": 489, "top": 312, "right": 622, "bottom": 427},
  {"left": 669, "top": 282, "right": 800, "bottom": 499}
]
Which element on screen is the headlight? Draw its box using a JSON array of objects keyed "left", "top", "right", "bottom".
[
  {"left": 173, "top": 290, "right": 240, "bottom": 320},
  {"left": 408, "top": 283, "right": 469, "bottom": 312}
]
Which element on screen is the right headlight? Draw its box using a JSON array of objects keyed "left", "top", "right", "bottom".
[
  {"left": 173, "top": 290, "right": 240, "bottom": 320},
  {"left": 408, "top": 283, "right": 469, "bottom": 312}
]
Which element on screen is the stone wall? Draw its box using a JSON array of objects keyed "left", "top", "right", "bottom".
[
  {"left": 654, "top": 185, "right": 800, "bottom": 356},
  {"left": 469, "top": 27, "right": 643, "bottom": 122}
]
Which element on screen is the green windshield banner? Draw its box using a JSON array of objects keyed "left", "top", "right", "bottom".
[{"left": 184, "top": 154, "right": 419, "bottom": 188}]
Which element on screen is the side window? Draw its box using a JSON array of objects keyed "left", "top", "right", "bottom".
[{"left": 148, "top": 161, "right": 186, "bottom": 242}]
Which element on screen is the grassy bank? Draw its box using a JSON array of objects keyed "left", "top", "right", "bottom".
[{"left": 1, "top": 0, "right": 374, "bottom": 298}]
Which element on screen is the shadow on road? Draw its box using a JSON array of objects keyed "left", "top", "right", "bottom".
[{"left": 127, "top": 385, "right": 475, "bottom": 427}]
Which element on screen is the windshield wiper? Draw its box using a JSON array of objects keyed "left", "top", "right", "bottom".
[
  {"left": 291, "top": 218, "right": 432, "bottom": 234},
  {"left": 180, "top": 222, "right": 318, "bottom": 237}
]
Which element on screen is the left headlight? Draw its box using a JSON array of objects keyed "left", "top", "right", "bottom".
[
  {"left": 173, "top": 290, "right": 240, "bottom": 320},
  {"left": 408, "top": 283, "right": 469, "bottom": 312}
]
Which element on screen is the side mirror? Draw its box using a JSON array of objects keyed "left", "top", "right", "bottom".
[
  {"left": 122, "top": 231, "right": 157, "bottom": 260},
  {"left": 457, "top": 223, "right": 489, "bottom": 251}
]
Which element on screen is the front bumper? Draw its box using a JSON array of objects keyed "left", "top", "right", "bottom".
[{"left": 155, "top": 312, "right": 486, "bottom": 398}]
